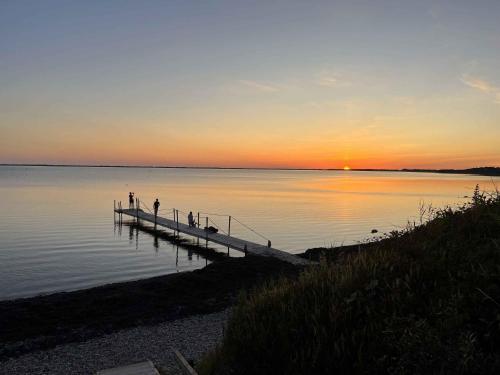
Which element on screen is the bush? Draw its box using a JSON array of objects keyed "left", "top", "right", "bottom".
[{"left": 198, "top": 190, "right": 500, "bottom": 375}]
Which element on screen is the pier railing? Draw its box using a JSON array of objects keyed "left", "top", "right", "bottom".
[
  {"left": 113, "top": 196, "right": 312, "bottom": 266},
  {"left": 114, "top": 197, "right": 272, "bottom": 248}
]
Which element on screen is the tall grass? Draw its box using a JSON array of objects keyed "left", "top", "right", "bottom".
[{"left": 198, "top": 188, "right": 500, "bottom": 374}]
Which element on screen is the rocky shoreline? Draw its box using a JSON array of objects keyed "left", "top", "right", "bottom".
[
  {"left": 0, "top": 255, "right": 301, "bottom": 362},
  {"left": 0, "top": 309, "right": 229, "bottom": 375}
]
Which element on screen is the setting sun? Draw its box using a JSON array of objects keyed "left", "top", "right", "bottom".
[{"left": 343, "top": 166, "right": 351, "bottom": 171}]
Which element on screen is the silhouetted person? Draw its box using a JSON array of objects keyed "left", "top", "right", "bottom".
[
  {"left": 188, "top": 211, "right": 196, "bottom": 227},
  {"left": 153, "top": 198, "right": 160, "bottom": 221},
  {"left": 129, "top": 192, "right": 134, "bottom": 208}
]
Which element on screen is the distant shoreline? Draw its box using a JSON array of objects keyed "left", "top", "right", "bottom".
[{"left": 1, "top": 164, "right": 499, "bottom": 176}]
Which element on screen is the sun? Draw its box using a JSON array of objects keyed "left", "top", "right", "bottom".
[{"left": 343, "top": 166, "right": 351, "bottom": 171}]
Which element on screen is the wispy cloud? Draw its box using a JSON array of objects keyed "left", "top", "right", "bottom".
[
  {"left": 317, "top": 75, "right": 340, "bottom": 87},
  {"left": 460, "top": 74, "right": 500, "bottom": 104},
  {"left": 238, "top": 71, "right": 352, "bottom": 93},
  {"left": 239, "top": 80, "right": 279, "bottom": 92},
  {"left": 315, "top": 73, "right": 351, "bottom": 88},
  {"left": 460, "top": 75, "right": 496, "bottom": 93}
]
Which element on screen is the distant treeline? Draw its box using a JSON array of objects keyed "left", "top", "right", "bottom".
[
  {"left": 401, "top": 166, "right": 500, "bottom": 176},
  {"left": 1, "top": 164, "right": 499, "bottom": 175}
]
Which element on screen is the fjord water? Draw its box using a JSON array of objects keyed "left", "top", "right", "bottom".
[{"left": 0, "top": 166, "right": 498, "bottom": 300}]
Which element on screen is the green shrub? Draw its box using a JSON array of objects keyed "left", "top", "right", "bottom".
[{"left": 198, "top": 191, "right": 500, "bottom": 375}]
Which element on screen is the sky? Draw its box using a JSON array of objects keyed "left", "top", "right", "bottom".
[{"left": 1, "top": 0, "right": 499, "bottom": 169}]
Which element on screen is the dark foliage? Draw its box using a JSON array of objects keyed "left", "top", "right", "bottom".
[{"left": 199, "top": 190, "right": 500, "bottom": 375}]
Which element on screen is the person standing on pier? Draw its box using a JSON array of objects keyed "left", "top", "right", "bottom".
[
  {"left": 128, "top": 192, "right": 134, "bottom": 208},
  {"left": 188, "top": 211, "right": 196, "bottom": 227},
  {"left": 153, "top": 198, "right": 160, "bottom": 222}
]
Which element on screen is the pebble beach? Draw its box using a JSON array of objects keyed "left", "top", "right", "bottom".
[{"left": 0, "top": 310, "right": 229, "bottom": 375}]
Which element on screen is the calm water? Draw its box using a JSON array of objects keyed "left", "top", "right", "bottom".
[{"left": 0, "top": 166, "right": 498, "bottom": 300}]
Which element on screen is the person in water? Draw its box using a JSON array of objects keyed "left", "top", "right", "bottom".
[
  {"left": 128, "top": 192, "right": 134, "bottom": 208},
  {"left": 153, "top": 198, "right": 160, "bottom": 220},
  {"left": 188, "top": 211, "right": 196, "bottom": 227}
]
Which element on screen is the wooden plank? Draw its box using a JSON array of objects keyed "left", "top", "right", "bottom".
[
  {"left": 173, "top": 348, "right": 198, "bottom": 375},
  {"left": 116, "top": 208, "right": 310, "bottom": 266},
  {"left": 97, "top": 359, "right": 159, "bottom": 375}
]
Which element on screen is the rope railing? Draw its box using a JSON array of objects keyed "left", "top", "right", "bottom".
[
  {"left": 207, "top": 217, "right": 228, "bottom": 235},
  {"left": 199, "top": 211, "right": 269, "bottom": 241},
  {"left": 117, "top": 196, "right": 272, "bottom": 246},
  {"left": 135, "top": 197, "right": 178, "bottom": 215},
  {"left": 139, "top": 200, "right": 154, "bottom": 214},
  {"left": 199, "top": 212, "right": 229, "bottom": 217},
  {"left": 231, "top": 216, "right": 270, "bottom": 242}
]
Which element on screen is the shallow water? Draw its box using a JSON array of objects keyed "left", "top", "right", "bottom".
[{"left": 0, "top": 166, "right": 497, "bottom": 300}]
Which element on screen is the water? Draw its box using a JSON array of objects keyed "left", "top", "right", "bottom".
[{"left": 0, "top": 166, "right": 498, "bottom": 300}]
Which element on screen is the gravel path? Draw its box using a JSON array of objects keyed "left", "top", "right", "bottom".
[{"left": 0, "top": 310, "right": 229, "bottom": 375}]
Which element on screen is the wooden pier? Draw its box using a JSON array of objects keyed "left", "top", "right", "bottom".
[
  {"left": 114, "top": 205, "right": 309, "bottom": 266},
  {"left": 97, "top": 360, "right": 159, "bottom": 375}
]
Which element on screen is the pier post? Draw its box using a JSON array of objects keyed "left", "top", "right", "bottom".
[
  {"left": 267, "top": 240, "right": 271, "bottom": 248},
  {"left": 197, "top": 212, "right": 200, "bottom": 246},
  {"left": 205, "top": 216, "right": 208, "bottom": 248},
  {"left": 227, "top": 216, "right": 231, "bottom": 256},
  {"left": 172, "top": 209, "right": 176, "bottom": 237},
  {"left": 136, "top": 198, "right": 140, "bottom": 225},
  {"left": 176, "top": 209, "right": 179, "bottom": 240},
  {"left": 114, "top": 200, "right": 116, "bottom": 223},
  {"left": 135, "top": 224, "right": 139, "bottom": 250}
]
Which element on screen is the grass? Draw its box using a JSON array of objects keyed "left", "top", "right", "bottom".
[{"left": 198, "top": 187, "right": 500, "bottom": 374}]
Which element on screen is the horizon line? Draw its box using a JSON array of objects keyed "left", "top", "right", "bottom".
[{"left": 1, "top": 163, "right": 498, "bottom": 173}]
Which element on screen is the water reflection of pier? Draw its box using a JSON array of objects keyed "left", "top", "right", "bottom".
[{"left": 114, "top": 218, "right": 209, "bottom": 268}]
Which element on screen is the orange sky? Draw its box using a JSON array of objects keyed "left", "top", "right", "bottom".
[{"left": 1, "top": 2, "right": 499, "bottom": 169}]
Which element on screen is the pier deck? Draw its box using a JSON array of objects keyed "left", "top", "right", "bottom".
[
  {"left": 97, "top": 360, "right": 159, "bottom": 375},
  {"left": 115, "top": 208, "right": 309, "bottom": 266}
]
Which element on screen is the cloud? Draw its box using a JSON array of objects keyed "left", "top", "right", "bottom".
[
  {"left": 460, "top": 75, "right": 496, "bottom": 93},
  {"left": 239, "top": 80, "right": 279, "bottom": 92},
  {"left": 460, "top": 74, "right": 500, "bottom": 104},
  {"left": 316, "top": 73, "right": 351, "bottom": 88},
  {"left": 238, "top": 71, "right": 352, "bottom": 93},
  {"left": 317, "top": 76, "right": 339, "bottom": 87}
]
